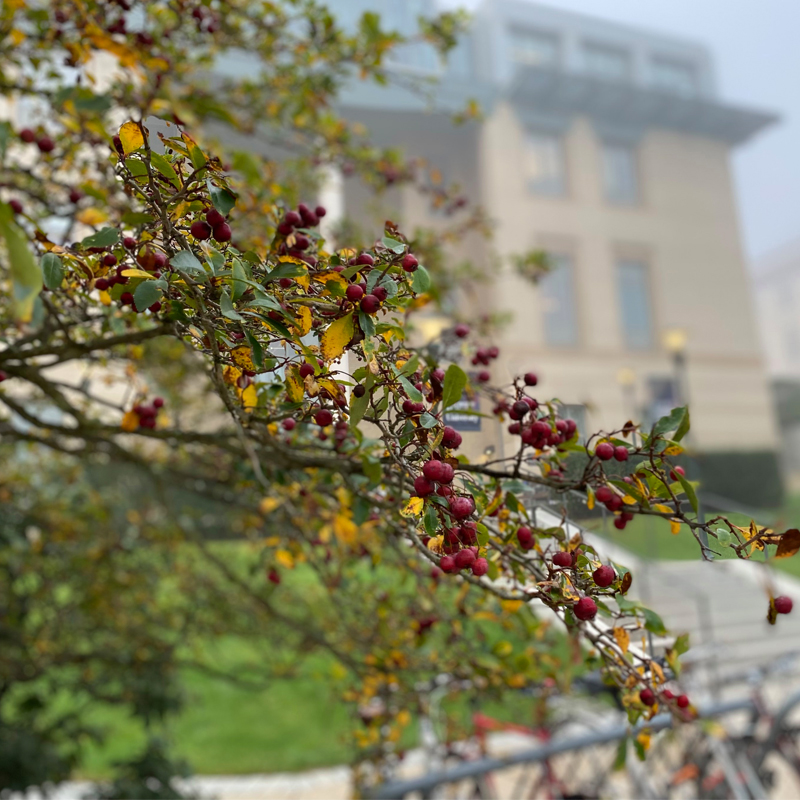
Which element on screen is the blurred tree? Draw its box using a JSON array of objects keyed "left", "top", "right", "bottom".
[{"left": 1, "top": 0, "right": 797, "bottom": 794}]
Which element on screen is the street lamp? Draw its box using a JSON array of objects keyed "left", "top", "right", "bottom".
[{"left": 662, "top": 327, "right": 689, "bottom": 407}]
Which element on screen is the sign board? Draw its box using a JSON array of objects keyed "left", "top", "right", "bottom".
[{"left": 443, "top": 391, "right": 481, "bottom": 432}]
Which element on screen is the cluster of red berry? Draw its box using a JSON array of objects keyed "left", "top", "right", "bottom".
[
  {"left": 190, "top": 208, "right": 232, "bottom": 244},
  {"left": 131, "top": 397, "right": 164, "bottom": 430}
]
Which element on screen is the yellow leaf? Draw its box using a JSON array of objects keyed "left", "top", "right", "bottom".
[
  {"left": 121, "top": 269, "right": 154, "bottom": 279},
  {"left": 613, "top": 627, "right": 630, "bottom": 655},
  {"left": 76, "top": 208, "right": 108, "bottom": 226},
  {"left": 241, "top": 383, "right": 258, "bottom": 411},
  {"left": 223, "top": 365, "right": 242, "bottom": 386},
  {"left": 99, "top": 290, "right": 111, "bottom": 306},
  {"left": 295, "top": 306, "right": 312, "bottom": 336},
  {"left": 285, "top": 365, "right": 304, "bottom": 403},
  {"left": 259, "top": 497, "right": 281, "bottom": 514},
  {"left": 320, "top": 312, "right": 354, "bottom": 362},
  {"left": 401, "top": 497, "right": 424, "bottom": 517},
  {"left": 278, "top": 255, "right": 307, "bottom": 266},
  {"left": 653, "top": 504, "right": 673, "bottom": 514},
  {"left": 664, "top": 445, "right": 684, "bottom": 456},
  {"left": 315, "top": 271, "right": 348, "bottom": 294},
  {"left": 121, "top": 411, "right": 139, "bottom": 432},
  {"left": 275, "top": 549, "right": 295, "bottom": 569},
  {"left": 231, "top": 346, "right": 255, "bottom": 372},
  {"left": 637, "top": 730, "right": 652, "bottom": 752},
  {"left": 10, "top": 29, "right": 25, "bottom": 46},
  {"left": 587, "top": 486, "right": 595, "bottom": 511},
  {"left": 427, "top": 535, "right": 444, "bottom": 554},
  {"left": 501, "top": 599, "right": 523, "bottom": 614},
  {"left": 670, "top": 519, "right": 681, "bottom": 535},
  {"left": 118, "top": 120, "right": 145, "bottom": 154},
  {"left": 651, "top": 662, "right": 665, "bottom": 684},
  {"left": 334, "top": 513, "right": 358, "bottom": 545},
  {"left": 622, "top": 495, "right": 637, "bottom": 505}
]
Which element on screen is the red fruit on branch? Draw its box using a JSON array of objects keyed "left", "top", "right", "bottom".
[
  {"left": 123, "top": 236, "right": 137, "bottom": 249},
  {"left": 372, "top": 285, "right": 388, "bottom": 302},
  {"left": 595, "top": 442, "right": 614, "bottom": 461},
  {"left": 19, "top": 128, "right": 35, "bottom": 143},
  {"left": 471, "top": 557, "right": 488, "bottom": 577},
  {"left": 69, "top": 189, "right": 83, "bottom": 204},
  {"left": 95, "top": 278, "right": 110, "bottom": 291},
  {"left": 314, "top": 409, "right": 333, "bottom": 427},
  {"left": 454, "top": 549, "right": 476, "bottom": 570},
  {"left": 574, "top": 597, "right": 598, "bottom": 621},
  {"left": 552, "top": 551, "right": 572, "bottom": 568},
  {"left": 775, "top": 596, "right": 793, "bottom": 614},
  {"left": 360, "top": 294, "right": 380, "bottom": 314},
  {"left": 448, "top": 496, "right": 474, "bottom": 519},
  {"left": 299, "top": 362, "right": 315, "bottom": 378},
  {"left": 206, "top": 208, "right": 225, "bottom": 226},
  {"left": 512, "top": 400, "right": 530, "bottom": 418},
  {"left": 37, "top": 136, "right": 55, "bottom": 153},
  {"left": 613, "top": 446, "right": 629, "bottom": 462},
  {"left": 677, "top": 695, "right": 690, "bottom": 709},
  {"left": 524, "top": 372, "right": 538, "bottom": 386},
  {"left": 346, "top": 284, "right": 364, "bottom": 302},
  {"left": 103, "top": 254, "right": 117, "bottom": 267},
  {"left": 454, "top": 323, "right": 469, "bottom": 338},
  {"left": 592, "top": 565, "right": 615, "bottom": 588},
  {"left": 268, "top": 568, "right": 281, "bottom": 585},
  {"left": 414, "top": 476, "right": 436, "bottom": 497},
  {"left": 284, "top": 210, "right": 302, "bottom": 226},
  {"left": 516, "top": 526, "right": 534, "bottom": 550},
  {"left": 441, "top": 426, "right": 462, "bottom": 449},
  {"left": 640, "top": 689, "right": 656, "bottom": 706},
  {"left": 355, "top": 252, "right": 374, "bottom": 266},
  {"left": 670, "top": 466, "right": 686, "bottom": 481},
  {"left": 613, "top": 517, "right": 627, "bottom": 530},
  {"left": 213, "top": 222, "right": 232, "bottom": 242},
  {"left": 402, "top": 253, "right": 418, "bottom": 272},
  {"left": 422, "top": 460, "right": 447, "bottom": 482},
  {"left": 315, "top": 205, "right": 327, "bottom": 217},
  {"left": 282, "top": 418, "right": 296, "bottom": 431},
  {"left": 440, "top": 555, "right": 457, "bottom": 574},
  {"left": 353, "top": 384, "right": 366, "bottom": 398},
  {"left": 477, "top": 370, "right": 490, "bottom": 383},
  {"left": 9, "top": 199, "right": 22, "bottom": 215},
  {"left": 190, "top": 220, "right": 212, "bottom": 240},
  {"left": 595, "top": 486, "right": 613, "bottom": 504}
]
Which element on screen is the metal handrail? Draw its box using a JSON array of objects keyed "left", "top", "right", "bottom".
[{"left": 363, "top": 697, "right": 758, "bottom": 799}]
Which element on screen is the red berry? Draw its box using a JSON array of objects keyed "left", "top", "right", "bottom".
[
  {"left": 640, "top": 689, "right": 656, "bottom": 706},
  {"left": 360, "top": 294, "right": 380, "bottom": 314},
  {"left": 524, "top": 372, "right": 538, "bottom": 386},
  {"left": 95, "top": 278, "right": 110, "bottom": 291},
  {"left": 440, "top": 555, "right": 457, "bottom": 574},
  {"left": 299, "top": 362, "right": 315, "bottom": 379},
  {"left": 268, "top": 568, "right": 281, "bottom": 585},
  {"left": 471, "top": 557, "right": 488, "bottom": 577},
  {"left": 670, "top": 466, "right": 686, "bottom": 481},
  {"left": 103, "top": 254, "right": 118, "bottom": 267},
  {"left": 442, "top": 426, "right": 462, "bottom": 450},
  {"left": 595, "top": 442, "right": 614, "bottom": 461},
  {"left": 402, "top": 253, "right": 419, "bottom": 272},
  {"left": 454, "top": 323, "right": 470, "bottom": 338},
  {"left": 422, "top": 460, "right": 447, "bottom": 482},
  {"left": 120, "top": 291, "right": 134, "bottom": 305},
  {"left": 553, "top": 551, "right": 572, "bottom": 568},
  {"left": 9, "top": 199, "right": 22, "bottom": 215},
  {"left": 315, "top": 205, "right": 327, "bottom": 218},
  {"left": 613, "top": 446, "right": 629, "bottom": 462},
  {"left": 355, "top": 252, "right": 374, "bottom": 266},
  {"left": 574, "top": 597, "right": 598, "bottom": 621},
  {"left": 277, "top": 221, "right": 294, "bottom": 236},
  {"left": 123, "top": 236, "right": 137, "bottom": 249},
  {"left": 775, "top": 596, "right": 793, "bottom": 614},
  {"left": 282, "top": 418, "right": 296, "bottom": 431},
  {"left": 314, "top": 409, "right": 333, "bottom": 427},
  {"left": 37, "top": 136, "right": 55, "bottom": 153},
  {"left": 190, "top": 220, "right": 212, "bottom": 240},
  {"left": 414, "top": 476, "right": 436, "bottom": 497},
  {"left": 663, "top": 689, "right": 674, "bottom": 700},
  {"left": 285, "top": 210, "right": 302, "bottom": 226},
  {"left": 372, "top": 285, "right": 388, "bottom": 302},
  {"left": 205, "top": 208, "right": 225, "bottom": 226},
  {"left": 449, "top": 496, "right": 474, "bottom": 519},
  {"left": 477, "top": 370, "right": 490, "bottom": 383},
  {"left": 454, "top": 549, "right": 476, "bottom": 570},
  {"left": 613, "top": 517, "right": 627, "bottom": 530},
  {"left": 353, "top": 384, "right": 366, "bottom": 398},
  {"left": 512, "top": 400, "right": 530, "bottom": 418},
  {"left": 346, "top": 284, "right": 364, "bottom": 302},
  {"left": 517, "top": 526, "right": 534, "bottom": 550},
  {"left": 676, "top": 695, "right": 690, "bottom": 709},
  {"left": 595, "top": 486, "right": 613, "bottom": 504},
  {"left": 279, "top": 278, "right": 293, "bottom": 289},
  {"left": 69, "top": 189, "right": 83, "bottom": 204},
  {"left": 213, "top": 222, "right": 232, "bottom": 242},
  {"left": 593, "top": 565, "right": 615, "bottom": 587},
  {"left": 19, "top": 128, "right": 35, "bottom": 143}
]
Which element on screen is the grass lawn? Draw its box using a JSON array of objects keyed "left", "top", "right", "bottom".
[{"left": 587, "top": 492, "right": 800, "bottom": 579}]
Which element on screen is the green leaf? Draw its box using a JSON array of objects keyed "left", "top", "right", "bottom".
[
  {"left": 381, "top": 236, "right": 406, "bottom": 253},
  {"left": 652, "top": 406, "right": 688, "bottom": 438},
  {"left": 339, "top": 264, "right": 363, "bottom": 280},
  {"left": 0, "top": 212, "right": 42, "bottom": 322},
  {"left": 411, "top": 265, "right": 431, "bottom": 294},
  {"left": 419, "top": 412, "right": 438, "bottom": 428},
  {"left": 220, "top": 290, "right": 243, "bottom": 321},
  {"left": 423, "top": 504, "right": 438, "bottom": 537},
  {"left": 674, "top": 471, "right": 699, "bottom": 514},
  {"left": 266, "top": 262, "right": 307, "bottom": 281},
  {"left": 171, "top": 249, "right": 205, "bottom": 274},
  {"left": 41, "top": 252, "right": 64, "bottom": 290},
  {"left": 231, "top": 258, "right": 248, "bottom": 301},
  {"left": 188, "top": 141, "right": 207, "bottom": 171},
  {"left": 612, "top": 738, "right": 628, "bottom": 771},
  {"left": 81, "top": 227, "right": 119, "bottom": 248},
  {"left": 398, "top": 375, "right": 423, "bottom": 403},
  {"left": 246, "top": 293, "right": 283, "bottom": 312},
  {"left": 642, "top": 607, "right": 667, "bottom": 636},
  {"left": 441, "top": 364, "right": 468, "bottom": 410},
  {"left": 476, "top": 523, "right": 489, "bottom": 547},
  {"left": 207, "top": 179, "right": 236, "bottom": 215},
  {"left": 673, "top": 632, "right": 690, "bottom": 656},
  {"left": 121, "top": 212, "right": 153, "bottom": 226},
  {"left": 133, "top": 280, "right": 160, "bottom": 312},
  {"left": 360, "top": 455, "right": 381, "bottom": 485},
  {"left": 150, "top": 152, "right": 181, "bottom": 188},
  {"left": 358, "top": 311, "right": 376, "bottom": 339},
  {"left": 674, "top": 407, "right": 691, "bottom": 442},
  {"left": 243, "top": 329, "right": 264, "bottom": 370}
]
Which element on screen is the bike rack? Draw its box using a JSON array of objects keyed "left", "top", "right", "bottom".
[{"left": 363, "top": 697, "right": 758, "bottom": 799}]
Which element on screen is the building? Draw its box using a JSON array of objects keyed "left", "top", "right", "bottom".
[
  {"left": 753, "top": 240, "right": 800, "bottom": 485},
  {"left": 326, "top": 0, "right": 782, "bottom": 505}
]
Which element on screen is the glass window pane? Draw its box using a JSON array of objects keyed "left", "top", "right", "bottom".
[
  {"left": 540, "top": 254, "right": 578, "bottom": 346},
  {"left": 526, "top": 133, "right": 566, "bottom": 196},
  {"left": 583, "top": 43, "right": 630, "bottom": 81},
  {"left": 510, "top": 29, "right": 560, "bottom": 67},
  {"left": 602, "top": 143, "right": 638, "bottom": 204},
  {"left": 617, "top": 260, "right": 652, "bottom": 349},
  {"left": 651, "top": 57, "right": 697, "bottom": 96}
]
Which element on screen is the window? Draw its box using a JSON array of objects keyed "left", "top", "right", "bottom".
[
  {"left": 510, "top": 29, "right": 560, "bottom": 67},
  {"left": 540, "top": 254, "right": 578, "bottom": 346},
  {"left": 617, "top": 259, "right": 652, "bottom": 350},
  {"left": 651, "top": 57, "right": 697, "bottom": 96},
  {"left": 602, "top": 143, "right": 638, "bottom": 204},
  {"left": 583, "top": 42, "right": 630, "bottom": 81},
  {"left": 525, "top": 132, "right": 566, "bottom": 196}
]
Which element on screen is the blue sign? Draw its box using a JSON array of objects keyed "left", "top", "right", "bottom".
[{"left": 443, "top": 391, "right": 481, "bottom": 432}]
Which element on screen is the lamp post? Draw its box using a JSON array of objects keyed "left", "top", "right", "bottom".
[{"left": 662, "top": 327, "right": 689, "bottom": 408}]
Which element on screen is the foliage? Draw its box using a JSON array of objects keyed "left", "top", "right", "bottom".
[{"left": 0, "top": 0, "right": 797, "bottom": 792}]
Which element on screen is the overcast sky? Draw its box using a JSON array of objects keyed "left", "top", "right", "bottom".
[{"left": 441, "top": 0, "right": 800, "bottom": 265}]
